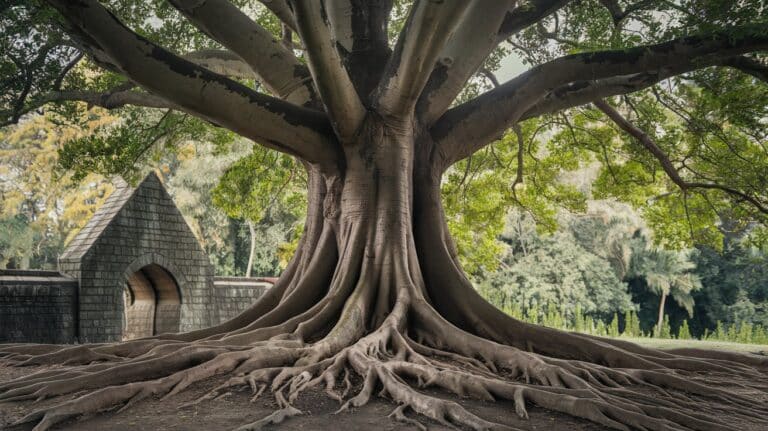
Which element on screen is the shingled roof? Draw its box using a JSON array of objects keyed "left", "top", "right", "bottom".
[{"left": 59, "top": 173, "right": 156, "bottom": 261}]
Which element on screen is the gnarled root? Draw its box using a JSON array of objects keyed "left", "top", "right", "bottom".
[{"left": 2, "top": 250, "right": 767, "bottom": 431}]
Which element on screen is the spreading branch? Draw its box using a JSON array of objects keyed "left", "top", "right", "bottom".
[
  {"left": 597, "top": 0, "right": 656, "bottom": 26},
  {"left": 182, "top": 49, "right": 256, "bottom": 80},
  {"left": 521, "top": 54, "right": 768, "bottom": 121},
  {"left": 416, "top": 1, "right": 516, "bottom": 124},
  {"left": 375, "top": 0, "right": 470, "bottom": 117},
  {"left": 432, "top": 25, "right": 768, "bottom": 168},
  {"left": 594, "top": 99, "right": 768, "bottom": 214},
  {"left": 291, "top": 0, "right": 365, "bottom": 142},
  {"left": 52, "top": 52, "right": 84, "bottom": 91},
  {"left": 170, "top": 0, "right": 317, "bottom": 106},
  {"left": 324, "top": 0, "right": 393, "bottom": 99},
  {"left": 512, "top": 123, "right": 525, "bottom": 197},
  {"left": 723, "top": 55, "right": 768, "bottom": 83},
  {"left": 46, "top": 0, "right": 339, "bottom": 168},
  {"left": 2, "top": 49, "right": 244, "bottom": 126},
  {"left": 496, "top": 0, "right": 573, "bottom": 42},
  {"left": 1, "top": 88, "right": 177, "bottom": 128},
  {"left": 258, "top": 0, "right": 297, "bottom": 32},
  {"left": 2, "top": 42, "right": 66, "bottom": 125},
  {"left": 520, "top": 72, "right": 671, "bottom": 121}
]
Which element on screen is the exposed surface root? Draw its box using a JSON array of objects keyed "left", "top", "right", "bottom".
[{"left": 2, "top": 263, "right": 767, "bottom": 431}]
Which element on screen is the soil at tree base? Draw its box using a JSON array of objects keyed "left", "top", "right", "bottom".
[
  {"left": 0, "top": 363, "right": 604, "bottom": 430},
  {"left": 4, "top": 363, "right": 768, "bottom": 431}
]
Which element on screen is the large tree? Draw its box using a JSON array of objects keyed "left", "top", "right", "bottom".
[{"left": 2, "top": 1, "right": 768, "bottom": 430}]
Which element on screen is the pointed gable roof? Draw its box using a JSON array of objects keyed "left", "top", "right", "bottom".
[{"left": 60, "top": 172, "right": 164, "bottom": 261}]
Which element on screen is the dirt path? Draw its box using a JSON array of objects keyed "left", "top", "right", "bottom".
[{"left": 0, "top": 364, "right": 606, "bottom": 430}]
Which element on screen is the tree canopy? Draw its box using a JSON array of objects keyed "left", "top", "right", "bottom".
[{"left": 2, "top": 1, "right": 766, "bottom": 241}]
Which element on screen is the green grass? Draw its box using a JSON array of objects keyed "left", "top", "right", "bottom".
[{"left": 618, "top": 336, "right": 768, "bottom": 354}]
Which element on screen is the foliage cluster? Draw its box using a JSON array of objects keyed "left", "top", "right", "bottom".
[
  {"left": 474, "top": 207, "right": 768, "bottom": 346},
  {"left": 506, "top": 300, "right": 768, "bottom": 346},
  {"left": 0, "top": 112, "right": 113, "bottom": 268}
]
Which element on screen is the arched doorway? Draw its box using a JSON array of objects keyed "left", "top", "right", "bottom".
[{"left": 123, "top": 264, "right": 181, "bottom": 340}]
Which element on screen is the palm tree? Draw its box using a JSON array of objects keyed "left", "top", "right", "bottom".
[
  {"left": 569, "top": 216, "right": 702, "bottom": 335},
  {"left": 629, "top": 246, "right": 702, "bottom": 335}
]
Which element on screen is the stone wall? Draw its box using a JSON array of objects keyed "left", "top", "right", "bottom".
[
  {"left": 0, "top": 173, "right": 272, "bottom": 344},
  {"left": 0, "top": 272, "right": 270, "bottom": 343},
  {"left": 0, "top": 270, "right": 77, "bottom": 344},
  {"left": 212, "top": 277, "right": 272, "bottom": 323}
]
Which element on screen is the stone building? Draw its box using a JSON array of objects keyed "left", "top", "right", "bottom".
[{"left": 0, "top": 172, "right": 270, "bottom": 344}]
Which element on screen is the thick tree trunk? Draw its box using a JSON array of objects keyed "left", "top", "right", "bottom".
[{"left": 2, "top": 115, "right": 768, "bottom": 431}]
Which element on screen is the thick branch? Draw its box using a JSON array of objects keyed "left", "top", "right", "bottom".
[
  {"left": 183, "top": 49, "right": 256, "bottom": 80},
  {"left": 375, "top": 0, "right": 470, "bottom": 117},
  {"left": 47, "top": 89, "right": 172, "bottom": 111},
  {"left": 520, "top": 72, "right": 670, "bottom": 121},
  {"left": 496, "top": 0, "right": 573, "bottom": 42},
  {"left": 418, "top": 0, "right": 573, "bottom": 125},
  {"left": 324, "top": 0, "right": 393, "bottom": 99},
  {"left": 291, "top": 0, "right": 365, "bottom": 142},
  {"left": 594, "top": 99, "right": 768, "bottom": 214},
  {"left": 723, "top": 56, "right": 768, "bottom": 83},
  {"left": 46, "top": 0, "right": 339, "bottom": 168},
  {"left": 258, "top": 0, "right": 297, "bottom": 32},
  {"left": 415, "top": 1, "right": 515, "bottom": 125},
  {"left": 323, "top": 0, "right": 355, "bottom": 55},
  {"left": 3, "top": 49, "right": 247, "bottom": 125},
  {"left": 170, "top": 0, "right": 317, "bottom": 106},
  {"left": 598, "top": 0, "right": 655, "bottom": 26},
  {"left": 0, "top": 87, "right": 177, "bottom": 128},
  {"left": 522, "top": 55, "right": 768, "bottom": 120},
  {"left": 432, "top": 25, "right": 768, "bottom": 168}
]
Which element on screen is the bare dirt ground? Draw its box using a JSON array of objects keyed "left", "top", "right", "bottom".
[
  {"left": 2, "top": 343, "right": 767, "bottom": 431},
  {"left": 0, "top": 363, "right": 607, "bottom": 431}
]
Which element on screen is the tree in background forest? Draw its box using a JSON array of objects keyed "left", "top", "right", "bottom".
[
  {"left": 212, "top": 146, "right": 306, "bottom": 277},
  {"left": 477, "top": 211, "right": 635, "bottom": 323},
  {"left": 163, "top": 139, "right": 252, "bottom": 276},
  {"left": 691, "top": 235, "right": 768, "bottom": 335},
  {"left": 626, "top": 242, "right": 701, "bottom": 336},
  {"left": 0, "top": 113, "right": 113, "bottom": 269},
  {"left": 2, "top": 1, "right": 768, "bottom": 430}
]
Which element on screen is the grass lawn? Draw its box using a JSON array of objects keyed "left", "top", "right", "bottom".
[{"left": 619, "top": 336, "right": 768, "bottom": 354}]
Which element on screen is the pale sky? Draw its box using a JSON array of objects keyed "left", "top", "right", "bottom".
[{"left": 496, "top": 47, "right": 528, "bottom": 82}]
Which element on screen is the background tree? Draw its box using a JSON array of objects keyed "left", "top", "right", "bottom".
[
  {"left": 477, "top": 212, "right": 635, "bottom": 322},
  {"left": 626, "top": 243, "right": 702, "bottom": 335},
  {"left": 1, "top": 1, "right": 768, "bottom": 430},
  {"left": 693, "top": 235, "right": 768, "bottom": 333},
  {"left": 212, "top": 146, "right": 306, "bottom": 277},
  {"left": 0, "top": 112, "right": 113, "bottom": 268},
  {"left": 162, "top": 139, "right": 252, "bottom": 276}
]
